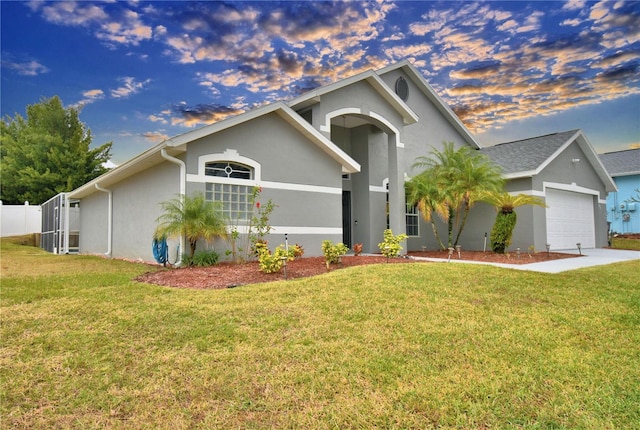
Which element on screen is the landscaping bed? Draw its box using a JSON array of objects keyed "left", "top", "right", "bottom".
[{"left": 137, "top": 250, "right": 579, "bottom": 289}]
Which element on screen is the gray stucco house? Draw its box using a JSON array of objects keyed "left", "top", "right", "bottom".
[{"left": 65, "top": 61, "right": 615, "bottom": 261}]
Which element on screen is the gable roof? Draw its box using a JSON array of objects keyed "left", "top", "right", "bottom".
[
  {"left": 377, "top": 60, "right": 482, "bottom": 149},
  {"left": 288, "top": 68, "right": 419, "bottom": 126},
  {"left": 69, "top": 102, "right": 360, "bottom": 199},
  {"left": 480, "top": 129, "right": 616, "bottom": 192},
  {"left": 599, "top": 148, "right": 640, "bottom": 177}
]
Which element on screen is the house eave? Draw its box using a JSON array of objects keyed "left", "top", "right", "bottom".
[{"left": 379, "top": 61, "right": 482, "bottom": 149}]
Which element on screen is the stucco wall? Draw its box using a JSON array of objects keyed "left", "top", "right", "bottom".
[
  {"left": 184, "top": 112, "right": 345, "bottom": 257},
  {"left": 79, "top": 162, "right": 180, "bottom": 261}
]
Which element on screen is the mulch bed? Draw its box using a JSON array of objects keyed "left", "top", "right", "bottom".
[{"left": 136, "top": 250, "right": 580, "bottom": 290}]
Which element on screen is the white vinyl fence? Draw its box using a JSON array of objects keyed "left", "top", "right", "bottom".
[{"left": 0, "top": 201, "right": 42, "bottom": 237}]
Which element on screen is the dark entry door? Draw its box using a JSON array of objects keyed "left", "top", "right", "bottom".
[{"left": 342, "top": 191, "right": 351, "bottom": 247}]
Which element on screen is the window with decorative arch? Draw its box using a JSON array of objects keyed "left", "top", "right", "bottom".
[{"left": 203, "top": 160, "right": 255, "bottom": 221}]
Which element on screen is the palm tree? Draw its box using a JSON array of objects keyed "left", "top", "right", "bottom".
[
  {"left": 410, "top": 142, "right": 504, "bottom": 249},
  {"left": 481, "top": 192, "right": 546, "bottom": 253},
  {"left": 406, "top": 170, "right": 449, "bottom": 250},
  {"left": 154, "top": 192, "right": 228, "bottom": 261}
]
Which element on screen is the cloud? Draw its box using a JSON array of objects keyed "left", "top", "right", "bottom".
[
  {"left": 96, "top": 9, "right": 153, "bottom": 46},
  {"left": 76, "top": 89, "right": 105, "bottom": 106},
  {"left": 111, "top": 77, "right": 151, "bottom": 98},
  {"left": 142, "top": 131, "right": 169, "bottom": 143},
  {"left": 30, "top": 1, "right": 152, "bottom": 47},
  {"left": 1, "top": 55, "right": 49, "bottom": 76},
  {"left": 170, "top": 103, "right": 246, "bottom": 127},
  {"left": 33, "top": 1, "right": 108, "bottom": 26}
]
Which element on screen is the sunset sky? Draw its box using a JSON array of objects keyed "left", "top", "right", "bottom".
[{"left": 2, "top": 1, "right": 639, "bottom": 164}]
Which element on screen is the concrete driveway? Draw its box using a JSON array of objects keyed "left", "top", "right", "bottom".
[
  {"left": 413, "top": 248, "right": 640, "bottom": 273},
  {"left": 507, "top": 248, "right": 640, "bottom": 273}
]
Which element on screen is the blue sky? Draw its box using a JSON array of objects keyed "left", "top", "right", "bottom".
[{"left": 2, "top": 1, "right": 639, "bottom": 165}]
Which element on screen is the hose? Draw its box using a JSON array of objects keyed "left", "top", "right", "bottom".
[{"left": 152, "top": 237, "right": 168, "bottom": 265}]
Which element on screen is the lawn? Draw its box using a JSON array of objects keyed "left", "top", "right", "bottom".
[{"left": 2, "top": 240, "right": 639, "bottom": 429}]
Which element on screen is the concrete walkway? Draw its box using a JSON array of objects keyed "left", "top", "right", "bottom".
[{"left": 412, "top": 248, "right": 640, "bottom": 273}]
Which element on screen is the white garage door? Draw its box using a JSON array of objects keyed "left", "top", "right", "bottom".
[{"left": 546, "top": 189, "right": 595, "bottom": 250}]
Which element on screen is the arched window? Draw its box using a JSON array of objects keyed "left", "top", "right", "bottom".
[
  {"left": 205, "top": 161, "right": 253, "bottom": 180},
  {"left": 204, "top": 161, "right": 255, "bottom": 221}
]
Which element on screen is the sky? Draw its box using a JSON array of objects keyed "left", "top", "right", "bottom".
[{"left": 1, "top": 0, "right": 639, "bottom": 165}]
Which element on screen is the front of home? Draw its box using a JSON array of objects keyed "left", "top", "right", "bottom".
[{"left": 63, "top": 61, "right": 615, "bottom": 262}]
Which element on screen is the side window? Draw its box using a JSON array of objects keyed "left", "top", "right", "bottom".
[
  {"left": 405, "top": 204, "right": 419, "bottom": 237},
  {"left": 204, "top": 161, "right": 254, "bottom": 221}
]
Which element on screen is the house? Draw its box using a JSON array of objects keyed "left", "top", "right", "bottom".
[
  {"left": 60, "top": 61, "right": 615, "bottom": 262},
  {"left": 599, "top": 148, "right": 640, "bottom": 234},
  {"left": 478, "top": 130, "right": 615, "bottom": 251}
]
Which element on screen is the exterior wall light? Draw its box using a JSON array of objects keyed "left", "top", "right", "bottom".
[{"left": 572, "top": 158, "right": 581, "bottom": 163}]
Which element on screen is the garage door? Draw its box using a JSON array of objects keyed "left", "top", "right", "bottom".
[{"left": 546, "top": 189, "right": 595, "bottom": 250}]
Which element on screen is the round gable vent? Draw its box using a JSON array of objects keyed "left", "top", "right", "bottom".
[{"left": 395, "top": 76, "right": 409, "bottom": 101}]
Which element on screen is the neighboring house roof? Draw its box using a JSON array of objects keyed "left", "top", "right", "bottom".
[
  {"left": 377, "top": 60, "right": 482, "bottom": 149},
  {"left": 480, "top": 129, "right": 617, "bottom": 192},
  {"left": 599, "top": 148, "right": 640, "bottom": 177},
  {"left": 69, "top": 102, "right": 361, "bottom": 199}
]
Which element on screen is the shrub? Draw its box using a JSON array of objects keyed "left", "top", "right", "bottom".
[
  {"left": 490, "top": 211, "right": 517, "bottom": 254},
  {"left": 353, "top": 243, "right": 363, "bottom": 256},
  {"left": 378, "top": 229, "right": 408, "bottom": 259},
  {"left": 322, "top": 240, "right": 348, "bottom": 269},
  {"left": 191, "top": 249, "right": 220, "bottom": 267},
  {"left": 292, "top": 244, "right": 304, "bottom": 258},
  {"left": 255, "top": 242, "right": 295, "bottom": 274}
]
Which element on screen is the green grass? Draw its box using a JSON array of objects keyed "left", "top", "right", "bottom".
[
  {"left": 2, "top": 240, "right": 639, "bottom": 429},
  {"left": 611, "top": 236, "right": 640, "bottom": 251}
]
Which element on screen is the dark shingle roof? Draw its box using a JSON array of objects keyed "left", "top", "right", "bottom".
[
  {"left": 480, "top": 130, "right": 579, "bottom": 175},
  {"left": 598, "top": 149, "right": 640, "bottom": 176}
]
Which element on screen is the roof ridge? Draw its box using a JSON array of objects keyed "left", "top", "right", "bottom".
[
  {"left": 492, "top": 129, "right": 579, "bottom": 147},
  {"left": 600, "top": 148, "right": 640, "bottom": 155}
]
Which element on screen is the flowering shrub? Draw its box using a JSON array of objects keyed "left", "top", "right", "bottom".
[
  {"left": 292, "top": 244, "right": 304, "bottom": 258},
  {"left": 353, "top": 243, "right": 363, "bottom": 256},
  {"left": 378, "top": 229, "right": 408, "bottom": 259},
  {"left": 322, "top": 240, "right": 348, "bottom": 269},
  {"left": 227, "top": 186, "right": 276, "bottom": 263}
]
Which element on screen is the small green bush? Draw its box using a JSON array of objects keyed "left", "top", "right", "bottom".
[
  {"left": 490, "top": 211, "right": 517, "bottom": 254},
  {"left": 378, "top": 229, "right": 408, "bottom": 259},
  {"left": 191, "top": 249, "right": 220, "bottom": 267},
  {"left": 321, "top": 240, "right": 348, "bottom": 268}
]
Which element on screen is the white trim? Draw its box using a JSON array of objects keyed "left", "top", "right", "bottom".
[
  {"left": 511, "top": 187, "right": 606, "bottom": 204},
  {"left": 320, "top": 108, "right": 406, "bottom": 148},
  {"left": 370, "top": 111, "right": 405, "bottom": 148},
  {"left": 198, "top": 149, "right": 262, "bottom": 181},
  {"left": 369, "top": 185, "right": 387, "bottom": 193},
  {"left": 543, "top": 181, "right": 600, "bottom": 196},
  {"left": 230, "top": 225, "right": 342, "bottom": 235},
  {"left": 187, "top": 174, "right": 343, "bottom": 195},
  {"left": 320, "top": 107, "right": 362, "bottom": 133},
  {"left": 543, "top": 182, "right": 606, "bottom": 205}
]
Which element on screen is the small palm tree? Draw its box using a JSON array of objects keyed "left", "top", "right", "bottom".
[
  {"left": 481, "top": 192, "right": 546, "bottom": 253},
  {"left": 154, "top": 192, "right": 228, "bottom": 260},
  {"left": 406, "top": 171, "right": 449, "bottom": 250},
  {"left": 410, "top": 142, "right": 504, "bottom": 248}
]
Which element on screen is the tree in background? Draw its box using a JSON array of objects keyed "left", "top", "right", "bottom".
[
  {"left": 0, "top": 96, "right": 112, "bottom": 204},
  {"left": 481, "top": 192, "right": 547, "bottom": 254},
  {"left": 408, "top": 142, "right": 504, "bottom": 249}
]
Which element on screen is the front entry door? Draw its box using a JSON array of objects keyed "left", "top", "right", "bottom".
[{"left": 342, "top": 191, "right": 351, "bottom": 247}]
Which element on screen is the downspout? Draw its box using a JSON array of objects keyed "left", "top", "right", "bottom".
[
  {"left": 94, "top": 183, "right": 112, "bottom": 257},
  {"left": 161, "top": 148, "right": 186, "bottom": 266}
]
